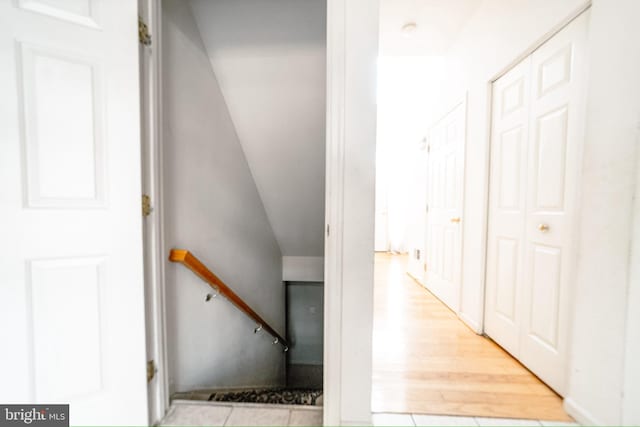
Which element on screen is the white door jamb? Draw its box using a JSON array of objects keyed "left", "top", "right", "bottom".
[{"left": 140, "top": 0, "right": 170, "bottom": 424}]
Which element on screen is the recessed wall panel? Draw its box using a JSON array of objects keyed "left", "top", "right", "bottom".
[{"left": 29, "top": 257, "right": 105, "bottom": 401}]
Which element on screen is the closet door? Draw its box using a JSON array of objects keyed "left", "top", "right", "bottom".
[
  {"left": 484, "top": 58, "right": 531, "bottom": 357},
  {"left": 485, "top": 11, "right": 588, "bottom": 395},
  {"left": 520, "top": 11, "right": 589, "bottom": 395}
]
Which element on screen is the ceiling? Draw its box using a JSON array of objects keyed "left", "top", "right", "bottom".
[{"left": 379, "top": 0, "right": 482, "bottom": 56}]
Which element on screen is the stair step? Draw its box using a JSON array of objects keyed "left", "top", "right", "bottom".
[{"left": 173, "top": 388, "right": 323, "bottom": 406}]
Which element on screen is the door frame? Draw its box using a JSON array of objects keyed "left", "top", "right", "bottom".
[
  {"left": 139, "top": 0, "right": 169, "bottom": 424},
  {"left": 479, "top": 1, "right": 592, "bottom": 336},
  {"left": 140, "top": 0, "right": 379, "bottom": 425}
]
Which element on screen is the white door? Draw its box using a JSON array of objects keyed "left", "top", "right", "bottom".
[
  {"left": 485, "top": 11, "right": 589, "bottom": 395},
  {"left": 424, "top": 102, "right": 466, "bottom": 312},
  {"left": 484, "top": 58, "right": 532, "bottom": 356},
  {"left": 0, "top": 1, "right": 148, "bottom": 425}
]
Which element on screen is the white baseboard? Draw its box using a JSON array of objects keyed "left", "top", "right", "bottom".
[
  {"left": 341, "top": 420, "right": 372, "bottom": 426},
  {"left": 458, "top": 312, "right": 482, "bottom": 334},
  {"left": 564, "top": 397, "right": 604, "bottom": 426}
]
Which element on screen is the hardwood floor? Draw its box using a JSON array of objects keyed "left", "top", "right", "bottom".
[{"left": 372, "top": 253, "right": 572, "bottom": 421}]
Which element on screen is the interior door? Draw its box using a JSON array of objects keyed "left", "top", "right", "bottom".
[
  {"left": 424, "top": 102, "right": 466, "bottom": 312},
  {"left": 484, "top": 58, "right": 532, "bottom": 357},
  {"left": 519, "top": 11, "right": 588, "bottom": 394},
  {"left": 485, "top": 11, "right": 588, "bottom": 395},
  {"left": 0, "top": 1, "right": 148, "bottom": 425}
]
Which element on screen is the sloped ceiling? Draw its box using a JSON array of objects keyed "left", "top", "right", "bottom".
[{"left": 189, "top": 0, "right": 326, "bottom": 257}]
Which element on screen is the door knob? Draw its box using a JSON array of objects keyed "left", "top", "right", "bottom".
[
  {"left": 538, "top": 223, "right": 550, "bottom": 232},
  {"left": 450, "top": 217, "right": 461, "bottom": 223}
]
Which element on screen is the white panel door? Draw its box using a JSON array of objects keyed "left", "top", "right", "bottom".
[
  {"left": 519, "top": 11, "right": 588, "bottom": 394},
  {"left": 484, "top": 58, "right": 531, "bottom": 357},
  {"left": 485, "top": 11, "right": 588, "bottom": 395},
  {"left": 0, "top": 1, "right": 148, "bottom": 425},
  {"left": 424, "top": 102, "right": 466, "bottom": 311}
]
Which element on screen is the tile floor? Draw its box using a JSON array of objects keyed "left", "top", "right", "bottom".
[
  {"left": 372, "top": 413, "right": 580, "bottom": 427},
  {"left": 160, "top": 401, "right": 580, "bottom": 426},
  {"left": 160, "top": 401, "right": 322, "bottom": 427}
]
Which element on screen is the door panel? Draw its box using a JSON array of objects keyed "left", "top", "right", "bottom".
[
  {"left": 424, "top": 102, "right": 465, "bottom": 312},
  {"left": 485, "top": 11, "right": 588, "bottom": 395},
  {"left": 520, "top": 11, "right": 589, "bottom": 394},
  {"left": 532, "top": 106, "right": 569, "bottom": 210},
  {"left": 495, "top": 238, "right": 518, "bottom": 321},
  {"left": 528, "top": 245, "right": 562, "bottom": 348},
  {"left": 0, "top": 1, "right": 148, "bottom": 424},
  {"left": 20, "top": 42, "right": 106, "bottom": 207},
  {"left": 484, "top": 57, "right": 531, "bottom": 356}
]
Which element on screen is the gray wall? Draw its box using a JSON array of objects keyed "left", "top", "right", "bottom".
[
  {"left": 162, "top": 0, "right": 285, "bottom": 392},
  {"left": 189, "top": 0, "right": 327, "bottom": 257},
  {"left": 287, "top": 282, "right": 323, "bottom": 365}
]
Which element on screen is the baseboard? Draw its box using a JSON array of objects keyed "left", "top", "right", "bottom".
[
  {"left": 564, "top": 397, "right": 604, "bottom": 426},
  {"left": 341, "top": 420, "right": 372, "bottom": 426},
  {"left": 458, "top": 312, "right": 482, "bottom": 334}
]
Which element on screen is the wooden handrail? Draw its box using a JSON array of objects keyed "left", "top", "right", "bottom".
[{"left": 169, "top": 249, "right": 289, "bottom": 350}]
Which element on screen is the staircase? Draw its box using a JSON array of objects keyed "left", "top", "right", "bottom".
[{"left": 169, "top": 249, "right": 322, "bottom": 409}]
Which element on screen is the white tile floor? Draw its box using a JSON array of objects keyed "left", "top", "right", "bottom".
[
  {"left": 160, "top": 402, "right": 580, "bottom": 426},
  {"left": 160, "top": 401, "right": 323, "bottom": 427},
  {"left": 373, "top": 413, "right": 579, "bottom": 427}
]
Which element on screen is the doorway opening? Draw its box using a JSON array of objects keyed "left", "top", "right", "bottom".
[
  {"left": 372, "top": 2, "right": 590, "bottom": 424},
  {"left": 140, "top": 0, "right": 327, "bottom": 425}
]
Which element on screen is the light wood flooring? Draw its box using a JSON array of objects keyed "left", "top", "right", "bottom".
[{"left": 372, "top": 253, "right": 573, "bottom": 421}]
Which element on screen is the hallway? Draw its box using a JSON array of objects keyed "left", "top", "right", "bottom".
[{"left": 372, "top": 253, "right": 573, "bottom": 421}]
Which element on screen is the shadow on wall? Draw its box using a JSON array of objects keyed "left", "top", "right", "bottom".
[{"left": 286, "top": 281, "right": 324, "bottom": 389}]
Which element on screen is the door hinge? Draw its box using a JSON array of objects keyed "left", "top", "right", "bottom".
[
  {"left": 425, "top": 204, "right": 429, "bottom": 213},
  {"left": 142, "top": 194, "right": 152, "bottom": 217},
  {"left": 427, "top": 144, "right": 431, "bottom": 153},
  {"left": 139, "top": 17, "right": 152, "bottom": 46},
  {"left": 147, "top": 359, "right": 156, "bottom": 382},
  {"left": 326, "top": 224, "right": 330, "bottom": 237}
]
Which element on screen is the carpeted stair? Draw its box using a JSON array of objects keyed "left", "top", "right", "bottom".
[{"left": 208, "top": 388, "right": 323, "bottom": 406}]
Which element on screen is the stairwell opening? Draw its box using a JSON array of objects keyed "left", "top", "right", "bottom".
[{"left": 155, "top": 0, "right": 327, "bottom": 412}]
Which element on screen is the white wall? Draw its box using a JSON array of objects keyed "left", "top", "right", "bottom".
[
  {"left": 162, "top": 0, "right": 285, "bottom": 393},
  {"left": 565, "top": 1, "right": 640, "bottom": 425},
  {"left": 440, "top": 0, "right": 640, "bottom": 424},
  {"left": 624, "top": 136, "right": 640, "bottom": 425},
  {"left": 283, "top": 256, "right": 324, "bottom": 282},
  {"left": 189, "top": 0, "right": 326, "bottom": 257},
  {"left": 442, "top": 0, "right": 587, "bottom": 333},
  {"left": 324, "top": 0, "right": 378, "bottom": 424}
]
